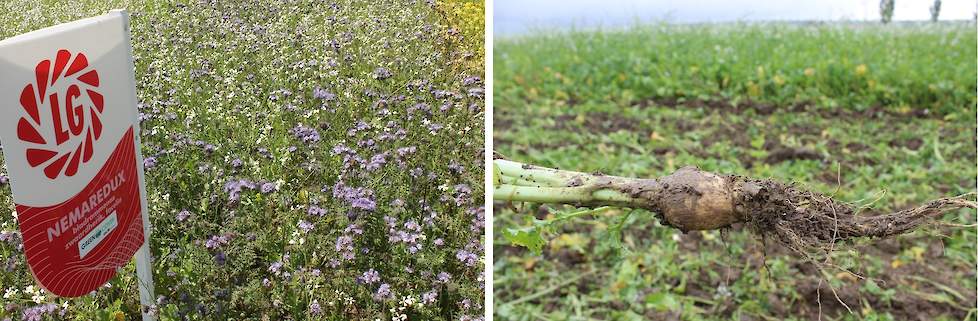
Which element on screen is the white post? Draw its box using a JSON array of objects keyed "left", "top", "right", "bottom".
[
  {"left": 134, "top": 245, "right": 156, "bottom": 321},
  {"left": 112, "top": 9, "right": 157, "bottom": 321}
]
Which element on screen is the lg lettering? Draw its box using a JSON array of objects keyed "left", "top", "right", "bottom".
[{"left": 18, "top": 50, "right": 104, "bottom": 179}]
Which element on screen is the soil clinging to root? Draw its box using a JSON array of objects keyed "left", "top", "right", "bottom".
[{"left": 607, "top": 166, "right": 976, "bottom": 255}]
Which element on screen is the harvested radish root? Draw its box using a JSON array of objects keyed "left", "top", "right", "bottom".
[{"left": 493, "top": 158, "right": 976, "bottom": 255}]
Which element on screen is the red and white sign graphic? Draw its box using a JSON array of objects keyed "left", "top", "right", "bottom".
[
  {"left": 18, "top": 49, "right": 104, "bottom": 179},
  {"left": 0, "top": 12, "right": 150, "bottom": 297}
]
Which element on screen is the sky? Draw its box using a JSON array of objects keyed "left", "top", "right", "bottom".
[{"left": 495, "top": 0, "right": 978, "bottom": 34}]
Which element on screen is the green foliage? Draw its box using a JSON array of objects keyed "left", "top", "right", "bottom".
[
  {"left": 494, "top": 22, "right": 976, "bottom": 321},
  {"left": 0, "top": 0, "right": 484, "bottom": 320},
  {"left": 503, "top": 207, "right": 615, "bottom": 255},
  {"left": 495, "top": 22, "right": 976, "bottom": 116},
  {"left": 503, "top": 226, "right": 546, "bottom": 256}
]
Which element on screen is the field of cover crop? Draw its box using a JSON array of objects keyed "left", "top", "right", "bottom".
[
  {"left": 0, "top": 0, "right": 485, "bottom": 320},
  {"left": 494, "top": 23, "right": 977, "bottom": 320}
]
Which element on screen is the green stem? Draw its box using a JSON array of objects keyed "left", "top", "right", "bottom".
[{"left": 493, "top": 159, "right": 659, "bottom": 210}]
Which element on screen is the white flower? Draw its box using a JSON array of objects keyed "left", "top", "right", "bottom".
[
  {"left": 3, "top": 288, "right": 18, "bottom": 299},
  {"left": 32, "top": 293, "right": 44, "bottom": 304}
]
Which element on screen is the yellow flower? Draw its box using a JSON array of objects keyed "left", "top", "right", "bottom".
[
  {"left": 855, "top": 64, "right": 867, "bottom": 76},
  {"left": 773, "top": 75, "right": 785, "bottom": 86},
  {"left": 756, "top": 66, "right": 765, "bottom": 78},
  {"left": 804, "top": 68, "right": 815, "bottom": 77},
  {"left": 747, "top": 81, "right": 761, "bottom": 97}
]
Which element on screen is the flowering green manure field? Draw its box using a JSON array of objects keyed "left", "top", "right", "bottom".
[
  {"left": 0, "top": 0, "right": 485, "bottom": 320},
  {"left": 494, "top": 23, "right": 976, "bottom": 320}
]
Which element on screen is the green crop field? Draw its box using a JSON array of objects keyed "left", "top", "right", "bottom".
[
  {"left": 0, "top": 0, "right": 485, "bottom": 320},
  {"left": 494, "top": 23, "right": 977, "bottom": 321}
]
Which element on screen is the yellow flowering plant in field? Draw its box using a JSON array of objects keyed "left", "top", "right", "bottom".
[{"left": 435, "top": 0, "right": 485, "bottom": 70}]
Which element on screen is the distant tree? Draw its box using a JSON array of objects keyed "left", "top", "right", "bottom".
[
  {"left": 880, "top": 0, "right": 895, "bottom": 24},
  {"left": 930, "top": 0, "right": 941, "bottom": 22}
]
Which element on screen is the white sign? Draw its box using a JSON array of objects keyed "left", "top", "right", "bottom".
[{"left": 0, "top": 10, "right": 155, "bottom": 319}]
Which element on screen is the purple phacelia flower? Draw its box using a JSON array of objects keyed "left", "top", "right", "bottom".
[
  {"left": 224, "top": 179, "right": 257, "bottom": 202},
  {"left": 297, "top": 220, "right": 314, "bottom": 233},
  {"left": 422, "top": 290, "right": 438, "bottom": 304},
  {"left": 437, "top": 272, "right": 451, "bottom": 283},
  {"left": 360, "top": 268, "right": 380, "bottom": 284},
  {"left": 336, "top": 235, "right": 355, "bottom": 261},
  {"left": 309, "top": 300, "right": 322, "bottom": 315},
  {"left": 462, "top": 76, "right": 481, "bottom": 86},
  {"left": 365, "top": 153, "right": 388, "bottom": 171},
  {"left": 21, "top": 303, "right": 58, "bottom": 321},
  {"left": 307, "top": 205, "right": 327, "bottom": 216},
  {"left": 347, "top": 121, "right": 370, "bottom": 137},
  {"left": 396, "top": 146, "right": 416, "bottom": 157},
  {"left": 408, "top": 103, "right": 431, "bottom": 115},
  {"left": 257, "top": 147, "right": 271, "bottom": 158},
  {"left": 373, "top": 67, "right": 393, "bottom": 80},
  {"left": 260, "top": 182, "right": 277, "bottom": 194},
  {"left": 333, "top": 182, "right": 376, "bottom": 211},
  {"left": 344, "top": 224, "right": 364, "bottom": 235},
  {"left": 432, "top": 89, "right": 453, "bottom": 99},
  {"left": 205, "top": 235, "right": 229, "bottom": 249},
  {"left": 448, "top": 162, "right": 464, "bottom": 174},
  {"left": 312, "top": 87, "right": 336, "bottom": 101},
  {"left": 143, "top": 157, "right": 157, "bottom": 170},
  {"left": 405, "top": 220, "right": 421, "bottom": 232},
  {"left": 290, "top": 125, "right": 321, "bottom": 144},
  {"left": 456, "top": 249, "right": 478, "bottom": 267},
  {"left": 470, "top": 206, "right": 485, "bottom": 231},
  {"left": 176, "top": 210, "right": 191, "bottom": 222},
  {"left": 269, "top": 261, "right": 284, "bottom": 275},
  {"left": 373, "top": 283, "right": 392, "bottom": 301}
]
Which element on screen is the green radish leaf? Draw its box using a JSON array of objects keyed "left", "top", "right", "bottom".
[{"left": 504, "top": 226, "right": 546, "bottom": 255}]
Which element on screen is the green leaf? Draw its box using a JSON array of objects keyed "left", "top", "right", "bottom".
[
  {"left": 504, "top": 226, "right": 546, "bottom": 255},
  {"left": 606, "top": 209, "right": 635, "bottom": 255},
  {"left": 645, "top": 292, "right": 681, "bottom": 311}
]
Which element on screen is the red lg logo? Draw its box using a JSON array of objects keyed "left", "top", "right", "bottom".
[{"left": 16, "top": 49, "right": 104, "bottom": 179}]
